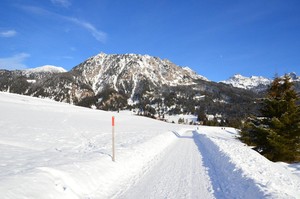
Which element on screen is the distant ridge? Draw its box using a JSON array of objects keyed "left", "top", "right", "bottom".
[
  {"left": 2, "top": 52, "right": 296, "bottom": 123},
  {"left": 221, "top": 74, "right": 272, "bottom": 92},
  {"left": 221, "top": 73, "right": 300, "bottom": 92}
]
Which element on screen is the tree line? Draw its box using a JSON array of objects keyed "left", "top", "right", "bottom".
[{"left": 240, "top": 75, "right": 300, "bottom": 162}]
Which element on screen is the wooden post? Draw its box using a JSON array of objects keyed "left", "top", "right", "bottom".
[{"left": 112, "top": 116, "right": 115, "bottom": 162}]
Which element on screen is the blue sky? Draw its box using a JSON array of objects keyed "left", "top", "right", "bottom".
[{"left": 0, "top": 0, "right": 299, "bottom": 81}]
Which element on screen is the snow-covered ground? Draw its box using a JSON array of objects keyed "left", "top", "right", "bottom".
[{"left": 0, "top": 92, "right": 299, "bottom": 199}]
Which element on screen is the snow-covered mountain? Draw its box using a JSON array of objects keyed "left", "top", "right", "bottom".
[
  {"left": 72, "top": 53, "right": 208, "bottom": 96},
  {"left": 221, "top": 73, "right": 300, "bottom": 92},
  {"left": 0, "top": 53, "right": 260, "bottom": 121},
  {"left": 24, "top": 65, "right": 67, "bottom": 74},
  {"left": 21, "top": 65, "right": 67, "bottom": 80},
  {"left": 221, "top": 74, "right": 272, "bottom": 92},
  {"left": 2, "top": 52, "right": 212, "bottom": 103},
  {"left": 288, "top": 72, "right": 300, "bottom": 82}
]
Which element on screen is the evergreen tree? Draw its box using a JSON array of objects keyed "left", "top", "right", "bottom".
[
  {"left": 240, "top": 75, "right": 300, "bottom": 162},
  {"left": 197, "top": 108, "right": 207, "bottom": 124}
]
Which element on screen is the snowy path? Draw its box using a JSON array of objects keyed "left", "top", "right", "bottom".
[{"left": 116, "top": 131, "right": 215, "bottom": 199}]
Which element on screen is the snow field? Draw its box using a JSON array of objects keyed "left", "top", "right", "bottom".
[
  {"left": 0, "top": 92, "right": 300, "bottom": 198},
  {"left": 0, "top": 92, "right": 190, "bottom": 198}
]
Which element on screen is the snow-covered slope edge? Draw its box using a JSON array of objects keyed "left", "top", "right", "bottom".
[{"left": 196, "top": 127, "right": 300, "bottom": 198}]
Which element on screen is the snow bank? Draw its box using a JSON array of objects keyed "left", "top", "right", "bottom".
[{"left": 196, "top": 127, "right": 300, "bottom": 199}]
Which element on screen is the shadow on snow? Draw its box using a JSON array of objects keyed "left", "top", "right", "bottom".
[
  {"left": 171, "top": 131, "right": 194, "bottom": 139},
  {"left": 174, "top": 130, "right": 266, "bottom": 199}
]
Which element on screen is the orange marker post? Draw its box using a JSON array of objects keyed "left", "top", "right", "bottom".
[{"left": 112, "top": 116, "right": 115, "bottom": 162}]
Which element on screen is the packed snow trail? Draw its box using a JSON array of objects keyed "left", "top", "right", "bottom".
[
  {"left": 116, "top": 131, "right": 215, "bottom": 199},
  {"left": 194, "top": 131, "right": 266, "bottom": 199},
  {"left": 116, "top": 129, "right": 272, "bottom": 199}
]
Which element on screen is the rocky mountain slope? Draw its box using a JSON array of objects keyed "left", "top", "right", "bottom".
[
  {"left": 0, "top": 53, "right": 261, "bottom": 125},
  {"left": 71, "top": 53, "right": 208, "bottom": 102},
  {"left": 71, "top": 53, "right": 261, "bottom": 122}
]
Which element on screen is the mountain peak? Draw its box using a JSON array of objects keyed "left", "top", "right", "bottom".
[
  {"left": 221, "top": 74, "right": 272, "bottom": 91},
  {"left": 232, "top": 74, "right": 244, "bottom": 78},
  {"left": 25, "top": 65, "right": 67, "bottom": 73},
  {"left": 73, "top": 53, "right": 208, "bottom": 96},
  {"left": 286, "top": 72, "right": 299, "bottom": 81}
]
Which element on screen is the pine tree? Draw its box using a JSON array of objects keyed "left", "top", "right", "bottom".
[
  {"left": 197, "top": 108, "right": 207, "bottom": 124},
  {"left": 240, "top": 75, "right": 300, "bottom": 162}
]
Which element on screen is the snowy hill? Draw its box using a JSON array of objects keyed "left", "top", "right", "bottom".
[
  {"left": 24, "top": 65, "right": 67, "bottom": 74},
  {"left": 0, "top": 92, "right": 299, "bottom": 198}
]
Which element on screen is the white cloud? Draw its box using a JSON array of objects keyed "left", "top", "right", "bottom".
[
  {"left": 21, "top": 6, "right": 107, "bottom": 43},
  {"left": 51, "top": 0, "right": 71, "bottom": 8},
  {"left": 0, "top": 30, "right": 17, "bottom": 38},
  {"left": 21, "top": 5, "right": 57, "bottom": 16},
  {"left": 66, "top": 17, "right": 107, "bottom": 43},
  {"left": 0, "top": 53, "right": 30, "bottom": 70}
]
